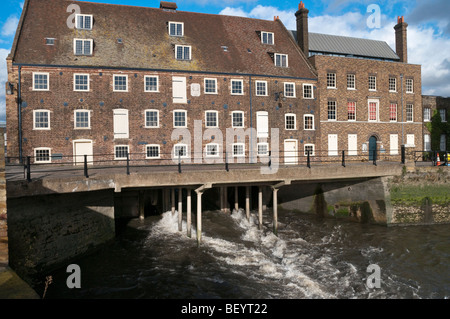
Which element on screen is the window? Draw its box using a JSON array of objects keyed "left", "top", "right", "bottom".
[
  {"left": 347, "top": 74, "right": 355, "bottom": 90},
  {"left": 406, "top": 134, "right": 415, "bottom": 147},
  {"left": 75, "top": 14, "right": 93, "bottom": 30},
  {"left": 368, "top": 100, "right": 379, "bottom": 122},
  {"left": 33, "top": 72, "right": 49, "bottom": 91},
  {"left": 440, "top": 135, "right": 447, "bottom": 151},
  {"left": 174, "top": 110, "right": 187, "bottom": 128},
  {"left": 113, "top": 109, "right": 129, "bottom": 139},
  {"left": 303, "top": 84, "right": 313, "bottom": 99},
  {"left": 423, "top": 108, "right": 431, "bottom": 122},
  {"left": 424, "top": 134, "right": 431, "bottom": 152},
  {"left": 285, "top": 114, "right": 296, "bottom": 130},
  {"left": 274, "top": 54, "right": 288, "bottom": 67},
  {"left": 369, "top": 75, "right": 377, "bottom": 91},
  {"left": 145, "top": 110, "right": 159, "bottom": 128},
  {"left": 204, "top": 78, "right": 217, "bottom": 94},
  {"left": 327, "top": 73, "right": 336, "bottom": 89},
  {"left": 74, "top": 110, "right": 90, "bottom": 129},
  {"left": 115, "top": 145, "right": 129, "bottom": 160},
  {"left": 327, "top": 101, "right": 336, "bottom": 121},
  {"left": 256, "top": 111, "right": 268, "bottom": 138},
  {"left": 390, "top": 103, "right": 397, "bottom": 122},
  {"left": 389, "top": 77, "right": 397, "bottom": 92},
  {"left": 175, "top": 45, "right": 191, "bottom": 60},
  {"left": 440, "top": 109, "right": 447, "bottom": 122},
  {"left": 205, "top": 143, "right": 219, "bottom": 157},
  {"left": 406, "top": 79, "right": 414, "bottom": 93},
  {"left": 45, "top": 38, "right": 55, "bottom": 45},
  {"left": 255, "top": 81, "right": 267, "bottom": 96},
  {"left": 172, "top": 76, "right": 187, "bottom": 104},
  {"left": 146, "top": 145, "right": 160, "bottom": 159},
  {"left": 284, "top": 82, "right": 295, "bottom": 98},
  {"left": 347, "top": 102, "right": 356, "bottom": 121},
  {"left": 113, "top": 75, "right": 128, "bottom": 92},
  {"left": 232, "top": 111, "right": 244, "bottom": 128},
  {"left": 74, "top": 74, "right": 89, "bottom": 91},
  {"left": 231, "top": 79, "right": 243, "bottom": 95},
  {"left": 304, "top": 144, "right": 315, "bottom": 156},
  {"left": 74, "top": 39, "right": 93, "bottom": 56},
  {"left": 261, "top": 31, "right": 274, "bottom": 45},
  {"left": 33, "top": 110, "right": 50, "bottom": 129},
  {"left": 406, "top": 104, "right": 414, "bottom": 122},
  {"left": 304, "top": 115, "right": 314, "bottom": 130},
  {"left": 232, "top": 143, "right": 245, "bottom": 157},
  {"left": 205, "top": 111, "right": 218, "bottom": 128},
  {"left": 145, "top": 76, "right": 159, "bottom": 92},
  {"left": 174, "top": 144, "right": 188, "bottom": 158},
  {"left": 168, "top": 22, "right": 183, "bottom": 36},
  {"left": 257, "top": 143, "right": 269, "bottom": 156},
  {"left": 34, "top": 148, "right": 51, "bottom": 163}
]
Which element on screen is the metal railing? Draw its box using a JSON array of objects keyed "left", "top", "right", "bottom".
[{"left": 414, "top": 150, "right": 449, "bottom": 167}]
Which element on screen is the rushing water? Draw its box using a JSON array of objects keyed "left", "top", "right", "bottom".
[{"left": 41, "top": 209, "right": 449, "bottom": 299}]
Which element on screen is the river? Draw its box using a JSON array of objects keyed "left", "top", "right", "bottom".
[{"left": 40, "top": 209, "right": 449, "bottom": 300}]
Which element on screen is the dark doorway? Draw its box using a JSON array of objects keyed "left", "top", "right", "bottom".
[{"left": 369, "top": 136, "right": 377, "bottom": 161}]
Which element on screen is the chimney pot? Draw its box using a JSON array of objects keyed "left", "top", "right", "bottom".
[
  {"left": 394, "top": 16, "right": 408, "bottom": 63},
  {"left": 295, "top": 2, "right": 309, "bottom": 57}
]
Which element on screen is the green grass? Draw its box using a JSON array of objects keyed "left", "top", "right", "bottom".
[{"left": 390, "top": 184, "right": 450, "bottom": 206}]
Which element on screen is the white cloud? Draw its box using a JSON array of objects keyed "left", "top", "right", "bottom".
[
  {"left": 1, "top": 15, "right": 19, "bottom": 37},
  {"left": 219, "top": 7, "right": 248, "bottom": 17}
]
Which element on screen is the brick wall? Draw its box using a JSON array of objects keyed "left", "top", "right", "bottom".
[{"left": 0, "top": 127, "right": 6, "bottom": 238}]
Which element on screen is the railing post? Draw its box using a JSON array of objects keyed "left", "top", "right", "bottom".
[
  {"left": 342, "top": 150, "right": 346, "bottom": 167},
  {"left": 126, "top": 152, "right": 130, "bottom": 175},
  {"left": 373, "top": 149, "right": 377, "bottom": 166},
  {"left": 268, "top": 151, "right": 272, "bottom": 168},
  {"left": 225, "top": 151, "right": 229, "bottom": 172},
  {"left": 401, "top": 145, "right": 406, "bottom": 164},
  {"left": 26, "top": 156, "right": 31, "bottom": 182},
  {"left": 178, "top": 151, "right": 181, "bottom": 173},
  {"left": 84, "top": 154, "right": 89, "bottom": 178},
  {"left": 307, "top": 150, "right": 311, "bottom": 168}
]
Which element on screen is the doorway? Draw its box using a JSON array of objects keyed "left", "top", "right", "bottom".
[{"left": 369, "top": 136, "right": 377, "bottom": 161}]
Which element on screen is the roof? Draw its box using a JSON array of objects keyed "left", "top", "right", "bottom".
[
  {"left": 290, "top": 31, "right": 400, "bottom": 61},
  {"left": 11, "top": 0, "right": 317, "bottom": 79}
]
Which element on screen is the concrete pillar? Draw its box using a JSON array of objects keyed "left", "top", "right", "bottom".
[
  {"left": 234, "top": 186, "right": 239, "bottom": 212},
  {"left": 258, "top": 186, "right": 263, "bottom": 230},
  {"left": 164, "top": 189, "right": 170, "bottom": 212},
  {"left": 196, "top": 191, "right": 203, "bottom": 246},
  {"left": 273, "top": 188, "right": 278, "bottom": 236},
  {"left": 178, "top": 188, "right": 182, "bottom": 231},
  {"left": 224, "top": 186, "right": 229, "bottom": 213},
  {"left": 245, "top": 186, "right": 250, "bottom": 221},
  {"left": 171, "top": 188, "right": 175, "bottom": 214},
  {"left": 187, "top": 189, "right": 192, "bottom": 238},
  {"left": 220, "top": 187, "right": 224, "bottom": 213},
  {"left": 139, "top": 190, "right": 145, "bottom": 220}
]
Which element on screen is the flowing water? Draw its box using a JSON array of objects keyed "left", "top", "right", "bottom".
[{"left": 41, "top": 209, "right": 449, "bottom": 299}]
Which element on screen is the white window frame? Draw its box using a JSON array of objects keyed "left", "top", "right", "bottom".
[
  {"left": 33, "top": 109, "right": 50, "bottom": 130},
  {"left": 146, "top": 144, "right": 161, "bottom": 159},
  {"left": 440, "top": 134, "right": 447, "bottom": 151},
  {"left": 406, "top": 104, "right": 414, "bottom": 123},
  {"left": 389, "top": 77, "right": 397, "bottom": 92},
  {"left": 302, "top": 83, "right": 314, "bottom": 99},
  {"left": 231, "top": 111, "right": 244, "bottom": 128},
  {"left": 327, "top": 101, "right": 337, "bottom": 121},
  {"left": 406, "top": 78, "right": 414, "bottom": 94},
  {"left": 205, "top": 110, "right": 218, "bottom": 128},
  {"left": 255, "top": 81, "right": 268, "bottom": 96},
  {"left": 204, "top": 78, "right": 218, "bottom": 94},
  {"left": 274, "top": 53, "right": 288, "bottom": 67},
  {"left": 175, "top": 45, "right": 191, "bottom": 61},
  {"left": 368, "top": 99, "right": 379, "bottom": 122},
  {"left": 424, "top": 134, "right": 431, "bottom": 152},
  {"left": 232, "top": 143, "right": 245, "bottom": 157},
  {"left": 257, "top": 142, "right": 269, "bottom": 156},
  {"left": 347, "top": 74, "right": 356, "bottom": 90},
  {"left": 440, "top": 109, "right": 447, "bottom": 122},
  {"left": 32, "top": 72, "right": 49, "bottom": 91},
  {"left": 327, "top": 73, "right": 336, "bottom": 89},
  {"left": 114, "top": 145, "right": 129, "bottom": 160},
  {"left": 304, "top": 115, "right": 315, "bottom": 131},
  {"left": 369, "top": 75, "right": 377, "bottom": 91},
  {"left": 113, "top": 74, "right": 128, "bottom": 92},
  {"left": 73, "top": 73, "right": 90, "bottom": 92},
  {"left": 406, "top": 134, "right": 415, "bottom": 148},
  {"left": 144, "top": 75, "right": 159, "bottom": 92},
  {"left": 173, "top": 143, "right": 188, "bottom": 159},
  {"left": 231, "top": 79, "right": 244, "bottom": 95},
  {"left": 205, "top": 143, "right": 220, "bottom": 158},
  {"left": 424, "top": 108, "right": 431, "bottom": 122},
  {"left": 34, "top": 147, "right": 52, "bottom": 163},
  {"left": 284, "top": 82, "right": 296, "bottom": 98},
  {"left": 173, "top": 110, "right": 187, "bottom": 128},
  {"left": 261, "top": 31, "right": 274, "bottom": 45},
  {"left": 75, "top": 14, "right": 93, "bottom": 30},
  {"left": 390, "top": 103, "right": 398, "bottom": 122},
  {"left": 145, "top": 109, "right": 160, "bottom": 128},
  {"left": 74, "top": 110, "right": 91, "bottom": 129},
  {"left": 347, "top": 101, "right": 356, "bottom": 122},
  {"left": 168, "top": 21, "right": 184, "bottom": 37},
  {"left": 304, "top": 144, "right": 315, "bottom": 156},
  {"left": 285, "top": 113, "right": 296, "bottom": 130},
  {"left": 73, "top": 38, "right": 93, "bottom": 56}
]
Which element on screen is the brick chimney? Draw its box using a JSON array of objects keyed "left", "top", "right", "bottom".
[
  {"left": 295, "top": 1, "right": 309, "bottom": 57},
  {"left": 160, "top": 1, "right": 177, "bottom": 11},
  {"left": 394, "top": 16, "right": 408, "bottom": 63}
]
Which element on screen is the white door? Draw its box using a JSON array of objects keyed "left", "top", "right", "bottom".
[
  {"left": 74, "top": 140, "right": 93, "bottom": 165},
  {"left": 348, "top": 134, "right": 357, "bottom": 156},
  {"left": 284, "top": 139, "right": 297, "bottom": 164},
  {"left": 390, "top": 134, "right": 399, "bottom": 155},
  {"left": 113, "top": 109, "right": 129, "bottom": 139},
  {"left": 328, "top": 134, "right": 338, "bottom": 156},
  {"left": 256, "top": 111, "right": 269, "bottom": 138},
  {"left": 172, "top": 76, "right": 187, "bottom": 104}
]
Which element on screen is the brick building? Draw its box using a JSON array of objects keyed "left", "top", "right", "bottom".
[
  {"left": 292, "top": 3, "right": 423, "bottom": 160},
  {"left": 422, "top": 95, "right": 449, "bottom": 153},
  {"left": 5, "top": 0, "right": 318, "bottom": 166}
]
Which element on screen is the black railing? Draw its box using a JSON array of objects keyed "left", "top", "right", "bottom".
[{"left": 414, "top": 150, "right": 449, "bottom": 167}]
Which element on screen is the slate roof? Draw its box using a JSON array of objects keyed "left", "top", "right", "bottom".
[
  {"left": 290, "top": 31, "right": 400, "bottom": 60},
  {"left": 11, "top": 0, "right": 317, "bottom": 79}
]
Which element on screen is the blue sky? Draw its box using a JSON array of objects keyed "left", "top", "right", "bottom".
[{"left": 1, "top": 0, "right": 450, "bottom": 122}]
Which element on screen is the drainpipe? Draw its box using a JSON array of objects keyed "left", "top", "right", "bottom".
[
  {"left": 18, "top": 65, "right": 23, "bottom": 163},
  {"left": 400, "top": 74, "right": 404, "bottom": 146},
  {"left": 249, "top": 75, "right": 253, "bottom": 162}
]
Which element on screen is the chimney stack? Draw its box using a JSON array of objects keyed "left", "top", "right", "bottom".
[
  {"left": 394, "top": 16, "right": 408, "bottom": 63},
  {"left": 295, "top": 1, "right": 309, "bottom": 57}
]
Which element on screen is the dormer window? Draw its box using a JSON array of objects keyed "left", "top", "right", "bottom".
[
  {"left": 169, "top": 22, "right": 184, "bottom": 36},
  {"left": 74, "top": 39, "right": 93, "bottom": 56},
  {"left": 274, "top": 53, "right": 288, "bottom": 67},
  {"left": 261, "top": 31, "right": 274, "bottom": 45},
  {"left": 175, "top": 45, "right": 191, "bottom": 60},
  {"left": 75, "top": 14, "right": 93, "bottom": 30}
]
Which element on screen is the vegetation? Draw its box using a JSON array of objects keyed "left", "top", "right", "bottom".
[
  {"left": 390, "top": 184, "right": 450, "bottom": 206},
  {"left": 425, "top": 109, "right": 450, "bottom": 151}
]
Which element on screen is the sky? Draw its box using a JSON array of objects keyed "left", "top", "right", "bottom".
[{"left": 0, "top": 0, "right": 449, "bottom": 123}]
